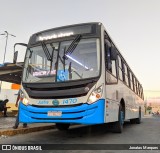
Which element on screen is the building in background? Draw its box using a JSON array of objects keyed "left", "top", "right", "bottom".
[
  {"left": 0, "top": 62, "right": 23, "bottom": 111},
  {"left": 0, "top": 81, "right": 20, "bottom": 111}
]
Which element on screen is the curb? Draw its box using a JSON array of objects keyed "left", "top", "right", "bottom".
[
  {"left": 0, "top": 111, "right": 17, "bottom": 117},
  {"left": 0, "top": 125, "right": 56, "bottom": 136}
]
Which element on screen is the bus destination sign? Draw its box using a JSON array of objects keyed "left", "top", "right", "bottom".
[{"left": 35, "top": 24, "right": 93, "bottom": 42}]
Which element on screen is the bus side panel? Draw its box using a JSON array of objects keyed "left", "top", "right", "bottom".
[{"left": 105, "top": 80, "right": 144, "bottom": 122}]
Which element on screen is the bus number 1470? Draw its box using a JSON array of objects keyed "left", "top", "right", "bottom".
[{"left": 63, "top": 98, "right": 77, "bottom": 105}]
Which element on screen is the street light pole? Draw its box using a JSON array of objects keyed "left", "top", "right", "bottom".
[
  {"left": 0, "top": 31, "right": 16, "bottom": 93},
  {"left": 3, "top": 31, "right": 8, "bottom": 63},
  {"left": 3, "top": 31, "right": 16, "bottom": 63}
]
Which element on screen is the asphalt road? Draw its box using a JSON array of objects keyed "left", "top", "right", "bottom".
[{"left": 0, "top": 115, "right": 160, "bottom": 153}]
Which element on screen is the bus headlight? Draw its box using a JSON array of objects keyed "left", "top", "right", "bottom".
[
  {"left": 22, "top": 97, "right": 29, "bottom": 105},
  {"left": 87, "top": 85, "right": 103, "bottom": 104}
]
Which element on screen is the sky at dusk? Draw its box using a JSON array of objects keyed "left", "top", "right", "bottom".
[{"left": 0, "top": 0, "right": 160, "bottom": 97}]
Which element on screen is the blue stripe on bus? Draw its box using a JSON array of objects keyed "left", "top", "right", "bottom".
[{"left": 19, "top": 99, "right": 105, "bottom": 124}]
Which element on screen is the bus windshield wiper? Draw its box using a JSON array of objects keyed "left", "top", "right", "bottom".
[
  {"left": 63, "top": 34, "right": 81, "bottom": 60},
  {"left": 55, "top": 35, "right": 81, "bottom": 81},
  {"left": 68, "top": 61, "right": 82, "bottom": 79},
  {"left": 61, "top": 34, "right": 82, "bottom": 76},
  {"left": 49, "top": 43, "right": 55, "bottom": 72},
  {"left": 68, "top": 62, "right": 72, "bottom": 79},
  {"left": 60, "top": 34, "right": 82, "bottom": 73},
  {"left": 63, "top": 47, "right": 66, "bottom": 72},
  {"left": 41, "top": 41, "right": 52, "bottom": 61}
]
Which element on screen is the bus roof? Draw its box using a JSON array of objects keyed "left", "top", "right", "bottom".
[{"left": 31, "top": 22, "right": 102, "bottom": 37}]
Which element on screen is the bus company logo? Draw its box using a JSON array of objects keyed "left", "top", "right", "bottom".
[{"left": 52, "top": 99, "right": 59, "bottom": 106}]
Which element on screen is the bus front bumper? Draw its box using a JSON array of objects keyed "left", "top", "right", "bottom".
[{"left": 19, "top": 99, "right": 105, "bottom": 124}]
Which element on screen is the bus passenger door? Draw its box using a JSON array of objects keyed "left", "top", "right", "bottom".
[{"left": 104, "top": 33, "right": 119, "bottom": 122}]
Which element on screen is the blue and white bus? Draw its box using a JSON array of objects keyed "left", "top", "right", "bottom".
[{"left": 15, "top": 22, "right": 144, "bottom": 133}]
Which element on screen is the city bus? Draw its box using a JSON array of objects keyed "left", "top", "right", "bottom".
[{"left": 14, "top": 22, "right": 144, "bottom": 133}]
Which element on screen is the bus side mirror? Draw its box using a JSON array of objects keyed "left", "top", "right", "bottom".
[
  {"left": 110, "top": 46, "right": 117, "bottom": 60},
  {"left": 13, "top": 43, "right": 27, "bottom": 63},
  {"left": 13, "top": 51, "right": 18, "bottom": 63}
]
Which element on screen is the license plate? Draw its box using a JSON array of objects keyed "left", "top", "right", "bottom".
[{"left": 47, "top": 111, "right": 62, "bottom": 116}]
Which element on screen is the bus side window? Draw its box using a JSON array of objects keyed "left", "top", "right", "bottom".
[
  {"left": 104, "top": 39, "right": 112, "bottom": 71},
  {"left": 105, "top": 43, "right": 117, "bottom": 76},
  {"left": 121, "top": 61, "right": 125, "bottom": 82},
  {"left": 136, "top": 80, "right": 139, "bottom": 95},
  {"left": 104, "top": 38, "right": 118, "bottom": 84},
  {"left": 138, "top": 83, "right": 140, "bottom": 96},
  {"left": 118, "top": 56, "right": 123, "bottom": 80},
  {"left": 111, "top": 60, "right": 117, "bottom": 76},
  {"left": 107, "top": 46, "right": 112, "bottom": 73},
  {"left": 124, "top": 64, "right": 129, "bottom": 86},
  {"left": 132, "top": 74, "right": 135, "bottom": 91},
  {"left": 130, "top": 71, "right": 134, "bottom": 90},
  {"left": 140, "top": 85, "right": 142, "bottom": 97},
  {"left": 134, "top": 77, "right": 137, "bottom": 94},
  {"left": 128, "top": 68, "right": 131, "bottom": 88},
  {"left": 139, "top": 86, "right": 141, "bottom": 98}
]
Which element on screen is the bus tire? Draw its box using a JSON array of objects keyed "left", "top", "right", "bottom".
[
  {"left": 112, "top": 104, "right": 124, "bottom": 133},
  {"left": 56, "top": 123, "right": 70, "bottom": 131}
]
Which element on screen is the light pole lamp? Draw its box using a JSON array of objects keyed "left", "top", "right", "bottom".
[{"left": 3, "top": 31, "right": 16, "bottom": 63}]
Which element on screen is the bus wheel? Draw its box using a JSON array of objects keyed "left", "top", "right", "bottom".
[
  {"left": 112, "top": 104, "right": 124, "bottom": 133},
  {"left": 56, "top": 123, "right": 70, "bottom": 131},
  {"left": 135, "top": 108, "right": 141, "bottom": 124}
]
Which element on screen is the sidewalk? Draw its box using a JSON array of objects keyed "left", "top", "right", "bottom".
[{"left": 0, "top": 117, "right": 55, "bottom": 136}]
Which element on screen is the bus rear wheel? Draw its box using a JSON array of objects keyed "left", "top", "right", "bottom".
[
  {"left": 112, "top": 104, "right": 124, "bottom": 133},
  {"left": 56, "top": 123, "right": 70, "bottom": 131}
]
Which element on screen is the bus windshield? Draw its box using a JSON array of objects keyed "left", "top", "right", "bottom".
[{"left": 23, "top": 38, "right": 100, "bottom": 83}]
